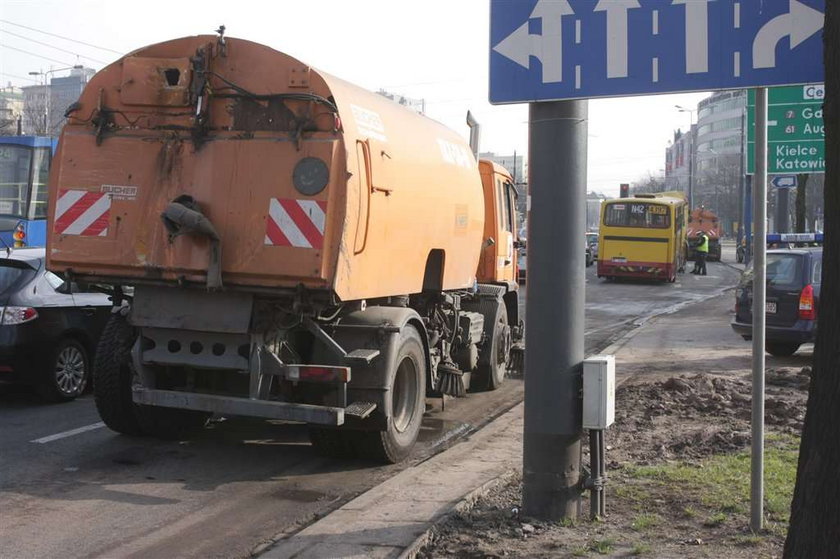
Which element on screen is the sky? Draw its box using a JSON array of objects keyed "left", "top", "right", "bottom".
[{"left": 0, "top": 0, "right": 710, "bottom": 197}]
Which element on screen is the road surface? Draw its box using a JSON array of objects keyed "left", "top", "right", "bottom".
[{"left": 0, "top": 260, "right": 741, "bottom": 558}]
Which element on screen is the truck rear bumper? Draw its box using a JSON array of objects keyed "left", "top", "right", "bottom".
[
  {"left": 133, "top": 387, "right": 345, "bottom": 425},
  {"left": 597, "top": 261, "right": 674, "bottom": 280}
]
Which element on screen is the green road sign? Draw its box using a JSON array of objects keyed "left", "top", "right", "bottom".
[{"left": 747, "top": 84, "right": 825, "bottom": 174}]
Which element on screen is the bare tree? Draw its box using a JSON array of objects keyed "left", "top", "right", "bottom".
[
  {"left": 630, "top": 172, "right": 666, "bottom": 194},
  {"left": 783, "top": 4, "right": 840, "bottom": 555},
  {"left": 22, "top": 97, "right": 47, "bottom": 135}
]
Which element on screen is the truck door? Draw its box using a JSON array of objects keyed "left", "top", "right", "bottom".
[{"left": 496, "top": 178, "right": 515, "bottom": 283}]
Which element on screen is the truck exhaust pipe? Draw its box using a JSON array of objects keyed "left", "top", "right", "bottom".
[{"left": 466, "top": 111, "right": 480, "bottom": 159}]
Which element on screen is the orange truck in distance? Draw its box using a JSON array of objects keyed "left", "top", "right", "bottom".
[{"left": 47, "top": 33, "right": 523, "bottom": 463}]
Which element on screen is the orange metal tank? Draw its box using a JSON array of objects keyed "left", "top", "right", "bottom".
[{"left": 47, "top": 36, "right": 484, "bottom": 301}]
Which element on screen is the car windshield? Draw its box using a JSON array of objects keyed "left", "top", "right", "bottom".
[
  {"left": 0, "top": 260, "right": 36, "bottom": 297},
  {"left": 741, "top": 253, "right": 804, "bottom": 287}
]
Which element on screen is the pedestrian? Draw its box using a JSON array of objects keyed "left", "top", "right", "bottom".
[{"left": 692, "top": 231, "right": 709, "bottom": 275}]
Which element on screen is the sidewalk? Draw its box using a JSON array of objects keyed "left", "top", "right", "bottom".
[{"left": 260, "top": 290, "right": 745, "bottom": 559}]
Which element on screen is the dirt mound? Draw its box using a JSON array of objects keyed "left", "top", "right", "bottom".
[{"left": 610, "top": 371, "right": 807, "bottom": 465}]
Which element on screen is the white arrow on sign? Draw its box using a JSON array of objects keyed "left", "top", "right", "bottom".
[
  {"left": 770, "top": 175, "right": 797, "bottom": 188},
  {"left": 672, "top": 0, "right": 712, "bottom": 74},
  {"left": 753, "top": 0, "right": 824, "bottom": 69},
  {"left": 492, "top": 0, "right": 574, "bottom": 84},
  {"left": 594, "top": 0, "right": 641, "bottom": 79}
]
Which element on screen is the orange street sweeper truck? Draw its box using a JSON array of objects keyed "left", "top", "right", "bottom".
[{"left": 46, "top": 32, "right": 523, "bottom": 463}]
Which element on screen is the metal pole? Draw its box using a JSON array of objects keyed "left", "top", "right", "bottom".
[
  {"left": 776, "top": 187, "right": 790, "bottom": 233},
  {"left": 688, "top": 124, "right": 695, "bottom": 210},
  {"left": 745, "top": 175, "right": 753, "bottom": 266},
  {"left": 739, "top": 108, "right": 745, "bottom": 246},
  {"left": 523, "top": 99, "right": 587, "bottom": 520},
  {"left": 750, "top": 87, "right": 768, "bottom": 532}
]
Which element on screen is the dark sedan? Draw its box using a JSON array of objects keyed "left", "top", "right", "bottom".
[
  {"left": 0, "top": 248, "right": 112, "bottom": 401},
  {"left": 731, "top": 248, "right": 822, "bottom": 356}
]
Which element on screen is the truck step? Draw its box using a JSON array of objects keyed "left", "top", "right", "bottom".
[
  {"left": 345, "top": 349, "right": 381, "bottom": 365},
  {"left": 345, "top": 401, "right": 377, "bottom": 419}
]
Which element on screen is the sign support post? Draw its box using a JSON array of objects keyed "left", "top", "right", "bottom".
[
  {"left": 523, "top": 99, "right": 587, "bottom": 520},
  {"left": 751, "top": 87, "right": 768, "bottom": 532}
]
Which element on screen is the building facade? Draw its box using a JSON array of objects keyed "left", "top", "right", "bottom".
[
  {"left": 22, "top": 67, "right": 95, "bottom": 136},
  {"left": 664, "top": 90, "right": 746, "bottom": 235},
  {"left": 0, "top": 85, "right": 23, "bottom": 135}
]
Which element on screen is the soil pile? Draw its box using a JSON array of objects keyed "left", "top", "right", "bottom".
[{"left": 416, "top": 368, "right": 809, "bottom": 558}]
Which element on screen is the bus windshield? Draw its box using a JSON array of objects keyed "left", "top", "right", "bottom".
[
  {"left": 0, "top": 144, "right": 50, "bottom": 218},
  {"left": 604, "top": 202, "right": 670, "bottom": 229}
]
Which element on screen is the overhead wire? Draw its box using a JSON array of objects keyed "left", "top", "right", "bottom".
[
  {"left": 0, "top": 43, "right": 76, "bottom": 67},
  {"left": 0, "top": 71, "right": 39, "bottom": 83},
  {"left": 0, "top": 19, "right": 122, "bottom": 54},
  {"left": 0, "top": 29, "right": 109, "bottom": 65}
]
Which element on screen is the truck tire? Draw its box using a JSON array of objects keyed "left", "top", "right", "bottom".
[
  {"left": 93, "top": 313, "right": 145, "bottom": 435},
  {"left": 473, "top": 299, "right": 510, "bottom": 392},
  {"left": 356, "top": 325, "right": 426, "bottom": 464},
  {"left": 94, "top": 313, "right": 209, "bottom": 438}
]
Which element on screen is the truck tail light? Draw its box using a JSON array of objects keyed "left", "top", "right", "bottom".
[
  {"left": 0, "top": 306, "right": 38, "bottom": 325},
  {"left": 285, "top": 365, "right": 351, "bottom": 383},
  {"left": 798, "top": 284, "right": 816, "bottom": 321}
]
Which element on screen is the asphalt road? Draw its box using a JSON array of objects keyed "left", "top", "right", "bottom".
[{"left": 0, "top": 260, "right": 742, "bottom": 558}]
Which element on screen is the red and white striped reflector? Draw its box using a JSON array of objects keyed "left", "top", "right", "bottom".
[
  {"left": 265, "top": 198, "right": 327, "bottom": 248},
  {"left": 283, "top": 365, "right": 350, "bottom": 383},
  {"left": 54, "top": 190, "right": 111, "bottom": 237}
]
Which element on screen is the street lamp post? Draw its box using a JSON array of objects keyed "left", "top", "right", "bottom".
[
  {"left": 676, "top": 105, "right": 697, "bottom": 211},
  {"left": 28, "top": 65, "right": 83, "bottom": 137}
]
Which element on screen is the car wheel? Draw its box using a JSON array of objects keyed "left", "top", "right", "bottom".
[
  {"left": 766, "top": 342, "right": 800, "bottom": 357},
  {"left": 37, "top": 339, "right": 89, "bottom": 402}
]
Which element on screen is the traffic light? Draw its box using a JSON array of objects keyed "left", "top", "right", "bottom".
[
  {"left": 13, "top": 223, "right": 25, "bottom": 248},
  {"left": 619, "top": 183, "right": 629, "bottom": 198}
]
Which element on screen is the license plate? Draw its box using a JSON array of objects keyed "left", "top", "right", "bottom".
[
  {"left": 766, "top": 301, "right": 777, "bottom": 314},
  {"left": 612, "top": 257, "right": 626, "bottom": 263}
]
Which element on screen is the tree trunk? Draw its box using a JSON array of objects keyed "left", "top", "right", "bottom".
[
  {"left": 795, "top": 174, "right": 808, "bottom": 234},
  {"left": 783, "top": 4, "right": 840, "bottom": 556}
]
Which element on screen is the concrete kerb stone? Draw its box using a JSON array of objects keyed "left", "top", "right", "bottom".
[
  {"left": 398, "top": 469, "right": 520, "bottom": 559},
  {"left": 260, "top": 403, "right": 523, "bottom": 559}
]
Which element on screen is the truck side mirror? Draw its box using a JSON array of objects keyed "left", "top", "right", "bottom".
[
  {"left": 514, "top": 239, "right": 527, "bottom": 250},
  {"left": 484, "top": 237, "right": 496, "bottom": 249}
]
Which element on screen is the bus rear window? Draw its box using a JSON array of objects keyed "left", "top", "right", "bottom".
[{"left": 604, "top": 202, "right": 670, "bottom": 228}]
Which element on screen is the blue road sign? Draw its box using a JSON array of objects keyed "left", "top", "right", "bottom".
[
  {"left": 490, "top": 0, "right": 825, "bottom": 104},
  {"left": 770, "top": 175, "right": 798, "bottom": 188}
]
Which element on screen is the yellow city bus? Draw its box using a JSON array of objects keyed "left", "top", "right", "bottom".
[{"left": 597, "top": 193, "right": 688, "bottom": 282}]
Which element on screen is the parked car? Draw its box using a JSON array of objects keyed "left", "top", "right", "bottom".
[
  {"left": 730, "top": 247, "right": 822, "bottom": 356},
  {"left": 585, "top": 239, "right": 593, "bottom": 267},
  {"left": 0, "top": 248, "right": 112, "bottom": 401},
  {"left": 586, "top": 232, "right": 599, "bottom": 259}
]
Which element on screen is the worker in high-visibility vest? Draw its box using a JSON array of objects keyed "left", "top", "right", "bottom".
[{"left": 691, "top": 232, "right": 709, "bottom": 276}]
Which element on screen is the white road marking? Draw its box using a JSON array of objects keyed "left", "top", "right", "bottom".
[{"left": 31, "top": 422, "right": 106, "bottom": 444}]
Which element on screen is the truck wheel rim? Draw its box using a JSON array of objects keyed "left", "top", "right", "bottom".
[
  {"left": 392, "top": 356, "right": 418, "bottom": 434},
  {"left": 56, "top": 346, "right": 86, "bottom": 395}
]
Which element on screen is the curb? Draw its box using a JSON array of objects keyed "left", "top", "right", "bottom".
[{"left": 398, "top": 469, "right": 519, "bottom": 559}]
